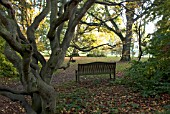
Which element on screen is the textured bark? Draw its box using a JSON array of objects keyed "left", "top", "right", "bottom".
[
  {"left": 120, "top": 3, "right": 135, "bottom": 61},
  {"left": 0, "top": 0, "right": 96, "bottom": 113},
  {"left": 137, "top": 21, "right": 145, "bottom": 61},
  {"left": 138, "top": 37, "right": 143, "bottom": 61},
  {"left": 120, "top": 24, "right": 132, "bottom": 62},
  {"left": 121, "top": 42, "right": 131, "bottom": 61},
  {"left": 32, "top": 93, "right": 42, "bottom": 114}
]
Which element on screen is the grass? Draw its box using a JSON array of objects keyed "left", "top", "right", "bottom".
[{"left": 63, "top": 56, "right": 131, "bottom": 70}]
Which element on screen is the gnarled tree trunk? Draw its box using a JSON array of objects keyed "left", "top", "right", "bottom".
[{"left": 0, "top": 0, "right": 96, "bottom": 113}]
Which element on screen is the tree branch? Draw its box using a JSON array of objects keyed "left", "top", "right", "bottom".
[
  {"left": 4, "top": 43, "right": 22, "bottom": 75},
  {"left": 0, "top": 22, "right": 23, "bottom": 54},
  {"left": 40, "top": 0, "right": 96, "bottom": 83},
  {"left": 0, "top": 0, "right": 28, "bottom": 45},
  {"left": 0, "top": 6, "right": 35, "bottom": 90},
  {"left": 26, "top": 0, "right": 50, "bottom": 67},
  {"left": 95, "top": 1, "right": 122, "bottom": 6},
  {"left": 95, "top": 0, "right": 144, "bottom": 6},
  {"left": 81, "top": 12, "right": 125, "bottom": 41},
  {"left": 133, "top": 2, "right": 153, "bottom": 22},
  {"left": 47, "top": 0, "right": 80, "bottom": 40},
  {"left": 80, "top": 21, "right": 101, "bottom": 26},
  {"left": 62, "top": 0, "right": 96, "bottom": 50},
  {"left": 0, "top": 0, "right": 15, "bottom": 18},
  {"left": 0, "top": 86, "right": 38, "bottom": 95},
  {"left": 49, "top": 0, "right": 62, "bottom": 50},
  {"left": 27, "top": 0, "right": 51, "bottom": 34},
  {"left": 70, "top": 43, "right": 116, "bottom": 52},
  {"left": 0, "top": 90, "right": 36, "bottom": 114}
]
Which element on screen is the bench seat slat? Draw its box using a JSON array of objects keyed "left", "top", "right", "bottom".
[{"left": 76, "top": 62, "right": 116, "bottom": 82}]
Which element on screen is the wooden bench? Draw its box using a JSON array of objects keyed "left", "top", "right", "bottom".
[{"left": 75, "top": 62, "right": 116, "bottom": 82}]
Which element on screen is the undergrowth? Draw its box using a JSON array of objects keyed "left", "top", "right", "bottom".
[{"left": 121, "top": 59, "right": 170, "bottom": 97}]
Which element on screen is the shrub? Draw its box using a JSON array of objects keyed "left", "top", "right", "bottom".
[
  {"left": 87, "top": 54, "right": 96, "bottom": 57},
  {"left": 97, "top": 53, "right": 107, "bottom": 57},
  {"left": 0, "top": 55, "right": 19, "bottom": 77},
  {"left": 122, "top": 60, "right": 170, "bottom": 97},
  {"left": 72, "top": 53, "right": 80, "bottom": 57},
  {"left": 87, "top": 53, "right": 106, "bottom": 57},
  {"left": 0, "top": 38, "right": 18, "bottom": 77},
  {"left": 121, "top": 29, "right": 170, "bottom": 97}
]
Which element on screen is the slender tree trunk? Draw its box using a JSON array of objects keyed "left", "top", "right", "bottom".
[
  {"left": 138, "top": 34, "right": 143, "bottom": 61},
  {"left": 138, "top": 21, "right": 145, "bottom": 61},
  {"left": 72, "top": 24, "right": 80, "bottom": 56}
]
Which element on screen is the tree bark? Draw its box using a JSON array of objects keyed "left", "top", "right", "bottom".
[
  {"left": 138, "top": 21, "right": 145, "bottom": 61},
  {"left": 120, "top": 3, "right": 135, "bottom": 61},
  {"left": 121, "top": 41, "right": 131, "bottom": 61},
  {"left": 0, "top": 0, "right": 96, "bottom": 113},
  {"left": 120, "top": 24, "right": 132, "bottom": 61},
  {"left": 32, "top": 93, "right": 42, "bottom": 114}
]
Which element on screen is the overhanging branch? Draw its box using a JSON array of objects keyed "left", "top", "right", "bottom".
[
  {"left": 70, "top": 43, "right": 117, "bottom": 52},
  {"left": 95, "top": 1, "right": 122, "bottom": 6},
  {"left": 95, "top": 0, "right": 144, "bottom": 6},
  {"left": 83, "top": 11, "right": 125, "bottom": 41}
]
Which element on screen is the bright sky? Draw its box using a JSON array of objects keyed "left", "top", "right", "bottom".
[{"left": 145, "top": 22, "right": 156, "bottom": 34}]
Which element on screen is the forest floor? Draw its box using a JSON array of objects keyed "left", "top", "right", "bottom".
[{"left": 0, "top": 57, "right": 170, "bottom": 114}]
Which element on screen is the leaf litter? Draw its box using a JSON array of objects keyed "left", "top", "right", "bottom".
[{"left": 0, "top": 60, "right": 170, "bottom": 114}]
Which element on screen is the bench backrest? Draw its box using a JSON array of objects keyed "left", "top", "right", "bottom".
[{"left": 78, "top": 62, "right": 116, "bottom": 75}]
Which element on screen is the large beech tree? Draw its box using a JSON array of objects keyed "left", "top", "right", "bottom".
[
  {"left": 82, "top": 0, "right": 153, "bottom": 61},
  {"left": 0, "top": 0, "right": 95, "bottom": 113}
]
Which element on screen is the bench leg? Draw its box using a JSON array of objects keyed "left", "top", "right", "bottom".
[
  {"left": 76, "top": 75, "right": 80, "bottom": 82},
  {"left": 78, "top": 75, "right": 80, "bottom": 82},
  {"left": 114, "top": 71, "right": 116, "bottom": 80},
  {"left": 75, "top": 70, "right": 78, "bottom": 82},
  {"left": 110, "top": 73, "right": 112, "bottom": 79},
  {"left": 76, "top": 75, "right": 78, "bottom": 82}
]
